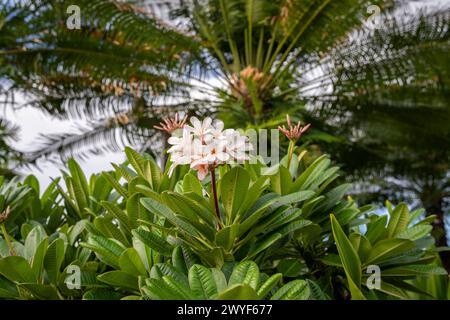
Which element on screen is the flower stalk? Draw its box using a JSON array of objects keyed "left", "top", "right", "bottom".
[
  {"left": 287, "top": 139, "right": 296, "bottom": 169},
  {"left": 278, "top": 114, "right": 311, "bottom": 168}
]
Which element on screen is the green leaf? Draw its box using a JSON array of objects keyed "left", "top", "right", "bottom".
[
  {"left": 68, "top": 159, "right": 90, "bottom": 215},
  {"left": 0, "top": 277, "right": 20, "bottom": 299},
  {"left": 365, "top": 215, "right": 388, "bottom": 243},
  {"left": 292, "top": 155, "right": 330, "bottom": 191},
  {"left": 247, "top": 233, "right": 282, "bottom": 259},
  {"left": 98, "top": 271, "right": 138, "bottom": 291},
  {"left": 101, "top": 201, "right": 131, "bottom": 235},
  {"left": 20, "top": 283, "right": 60, "bottom": 300},
  {"left": 319, "top": 254, "right": 343, "bottom": 267},
  {"left": 387, "top": 203, "right": 410, "bottom": 237},
  {"left": 142, "top": 278, "right": 179, "bottom": 300},
  {"left": 132, "top": 227, "right": 173, "bottom": 256},
  {"left": 44, "top": 238, "right": 65, "bottom": 285},
  {"left": 366, "top": 238, "right": 415, "bottom": 265},
  {"left": 83, "top": 289, "right": 123, "bottom": 300},
  {"left": 211, "top": 268, "right": 228, "bottom": 294},
  {"left": 382, "top": 265, "right": 447, "bottom": 277},
  {"left": 257, "top": 273, "right": 282, "bottom": 299},
  {"left": 81, "top": 235, "right": 126, "bottom": 269},
  {"left": 271, "top": 280, "right": 310, "bottom": 300},
  {"left": 276, "top": 259, "right": 305, "bottom": 277},
  {"left": 215, "top": 224, "right": 239, "bottom": 251},
  {"left": 239, "top": 191, "right": 314, "bottom": 235},
  {"left": 102, "top": 171, "right": 128, "bottom": 198},
  {"left": 31, "top": 238, "right": 48, "bottom": 280},
  {"left": 237, "top": 176, "right": 268, "bottom": 218},
  {"left": 172, "top": 246, "right": 188, "bottom": 275},
  {"left": 150, "top": 263, "right": 189, "bottom": 288},
  {"left": 330, "top": 214, "right": 365, "bottom": 300},
  {"left": 162, "top": 192, "right": 215, "bottom": 240},
  {"left": 24, "top": 225, "right": 47, "bottom": 262},
  {"left": 183, "top": 173, "right": 203, "bottom": 196},
  {"left": 330, "top": 214, "right": 362, "bottom": 287},
  {"left": 119, "top": 248, "right": 148, "bottom": 277},
  {"left": 140, "top": 197, "right": 201, "bottom": 238},
  {"left": 94, "top": 216, "right": 130, "bottom": 246},
  {"left": 127, "top": 193, "right": 151, "bottom": 229},
  {"left": 188, "top": 264, "right": 218, "bottom": 299},
  {"left": 374, "top": 280, "right": 410, "bottom": 299},
  {"left": 125, "top": 147, "right": 145, "bottom": 176},
  {"left": 220, "top": 167, "right": 250, "bottom": 223},
  {"left": 0, "top": 256, "right": 37, "bottom": 283},
  {"left": 112, "top": 163, "right": 137, "bottom": 182},
  {"left": 229, "top": 261, "right": 259, "bottom": 290},
  {"left": 395, "top": 225, "right": 432, "bottom": 241},
  {"left": 144, "top": 158, "right": 162, "bottom": 190},
  {"left": 270, "top": 165, "right": 293, "bottom": 195},
  {"left": 217, "top": 284, "right": 260, "bottom": 300},
  {"left": 307, "top": 279, "right": 329, "bottom": 300},
  {"left": 162, "top": 276, "right": 197, "bottom": 299},
  {"left": 349, "top": 233, "right": 372, "bottom": 263}
]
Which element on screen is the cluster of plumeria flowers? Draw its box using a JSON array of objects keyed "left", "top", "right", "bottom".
[
  {"left": 154, "top": 113, "right": 310, "bottom": 229},
  {"left": 155, "top": 114, "right": 253, "bottom": 180}
]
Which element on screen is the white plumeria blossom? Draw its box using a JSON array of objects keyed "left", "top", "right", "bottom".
[{"left": 167, "top": 116, "right": 253, "bottom": 179}]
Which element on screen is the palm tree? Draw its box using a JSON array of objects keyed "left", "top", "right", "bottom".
[
  {"left": 2, "top": 0, "right": 398, "bottom": 158},
  {"left": 1, "top": 0, "right": 449, "bottom": 263},
  {"left": 309, "top": 6, "right": 450, "bottom": 269}
]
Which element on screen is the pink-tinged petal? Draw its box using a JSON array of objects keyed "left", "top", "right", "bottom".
[
  {"left": 191, "top": 158, "right": 208, "bottom": 168},
  {"left": 196, "top": 166, "right": 209, "bottom": 180}
]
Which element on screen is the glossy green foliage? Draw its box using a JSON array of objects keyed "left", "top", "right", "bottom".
[{"left": 0, "top": 148, "right": 447, "bottom": 300}]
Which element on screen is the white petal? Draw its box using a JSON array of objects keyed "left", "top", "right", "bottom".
[
  {"left": 167, "top": 136, "right": 181, "bottom": 145},
  {"left": 223, "top": 129, "right": 235, "bottom": 136},
  {"left": 167, "top": 145, "right": 181, "bottom": 153},
  {"left": 204, "top": 154, "right": 216, "bottom": 163},
  {"left": 216, "top": 152, "right": 230, "bottom": 162},
  {"left": 185, "top": 125, "right": 195, "bottom": 133},
  {"left": 190, "top": 117, "right": 201, "bottom": 129},
  {"left": 202, "top": 117, "right": 212, "bottom": 129},
  {"left": 213, "top": 120, "right": 224, "bottom": 131}
]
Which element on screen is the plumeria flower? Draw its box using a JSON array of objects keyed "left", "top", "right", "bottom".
[
  {"left": 225, "top": 131, "right": 252, "bottom": 162},
  {"left": 167, "top": 128, "right": 194, "bottom": 176},
  {"left": 166, "top": 116, "right": 252, "bottom": 180},
  {"left": 185, "top": 116, "right": 213, "bottom": 137}
]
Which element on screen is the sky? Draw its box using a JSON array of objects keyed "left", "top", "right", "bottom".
[{"left": 3, "top": 0, "right": 449, "bottom": 189}]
